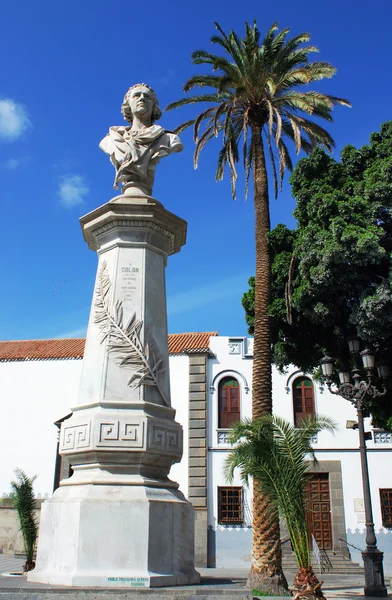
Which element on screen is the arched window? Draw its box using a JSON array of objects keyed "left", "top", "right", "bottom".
[
  {"left": 293, "top": 376, "right": 315, "bottom": 426},
  {"left": 218, "top": 377, "right": 240, "bottom": 428}
]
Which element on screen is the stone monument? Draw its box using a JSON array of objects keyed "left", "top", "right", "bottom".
[{"left": 29, "top": 84, "right": 200, "bottom": 587}]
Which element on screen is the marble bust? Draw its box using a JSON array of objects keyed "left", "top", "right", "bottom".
[{"left": 99, "top": 84, "right": 183, "bottom": 196}]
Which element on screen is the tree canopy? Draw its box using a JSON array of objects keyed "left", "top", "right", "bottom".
[{"left": 242, "top": 121, "right": 392, "bottom": 429}]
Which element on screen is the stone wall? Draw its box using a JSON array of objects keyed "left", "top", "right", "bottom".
[
  {"left": 187, "top": 353, "right": 208, "bottom": 567},
  {"left": 0, "top": 499, "right": 43, "bottom": 555}
]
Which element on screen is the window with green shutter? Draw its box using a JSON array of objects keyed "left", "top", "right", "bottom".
[{"left": 218, "top": 377, "right": 240, "bottom": 428}]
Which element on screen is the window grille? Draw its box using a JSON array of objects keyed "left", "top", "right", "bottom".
[
  {"left": 218, "top": 487, "right": 243, "bottom": 524},
  {"left": 380, "top": 489, "right": 392, "bottom": 528}
]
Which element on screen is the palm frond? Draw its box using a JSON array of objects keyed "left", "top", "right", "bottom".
[
  {"left": 184, "top": 74, "right": 230, "bottom": 93},
  {"left": 166, "top": 94, "right": 228, "bottom": 112},
  {"left": 225, "top": 415, "right": 337, "bottom": 570},
  {"left": 244, "top": 138, "right": 253, "bottom": 200},
  {"left": 166, "top": 20, "right": 349, "bottom": 203},
  {"left": 193, "top": 106, "right": 216, "bottom": 141},
  {"left": 267, "top": 138, "right": 278, "bottom": 199},
  {"left": 194, "top": 122, "right": 220, "bottom": 168},
  {"left": 173, "top": 119, "right": 195, "bottom": 135}
]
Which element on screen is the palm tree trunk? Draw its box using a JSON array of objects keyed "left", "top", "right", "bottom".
[
  {"left": 247, "top": 125, "right": 287, "bottom": 593},
  {"left": 293, "top": 567, "right": 325, "bottom": 599}
]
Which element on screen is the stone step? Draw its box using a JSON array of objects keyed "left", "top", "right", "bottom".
[
  {"left": 282, "top": 553, "right": 363, "bottom": 574},
  {"left": 283, "top": 566, "right": 364, "bottom": 574},
  {"left": 283, "top": 560, "right": 363, "bottom": 565},
  {"left": 283, "top": 567, "right": 364, "bottom": 574},
  {"left": 282, "top": 556, "right": 358, "bottom": 565}
]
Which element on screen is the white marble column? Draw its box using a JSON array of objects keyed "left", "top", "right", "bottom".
[{"left": 29, "top": 195, "right": 200, "bottom": 588}]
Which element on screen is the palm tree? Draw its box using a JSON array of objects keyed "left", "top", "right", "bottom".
[
  {"left": 225, "top": 415, "right": 337, "bottom": 598},
  {"left": 11, "top": 469, "right": 38, "bottom": 572},
  {"left": 166, "top": 21, "right": 350, "bottom": 591}
]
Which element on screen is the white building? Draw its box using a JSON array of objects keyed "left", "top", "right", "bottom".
[{"left": 1, "top": 334, "right": 392, "bottom": 573}]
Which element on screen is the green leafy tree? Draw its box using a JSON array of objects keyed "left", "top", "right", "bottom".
[
  {"left": 243, "top": 122, "right": 392, "bottom": 429},
  {"left": 225, "top": 415, "right": 336, "bottom": 599},
  {"left": 167, "top": 20, "right": 349, "bottom": 592},
  {"left": 11, "top": 469, "right": 39, "bottom": 573}
]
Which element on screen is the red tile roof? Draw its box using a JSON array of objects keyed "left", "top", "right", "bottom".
[
  {"left": 168, "top": 332, "right": 218, "bottom": 355},
  {"left": 0, "top": 333, "right": 218, "bottom": 361},
  {"left": 0, "top": 339, "right": 86, "bottom": 361}
]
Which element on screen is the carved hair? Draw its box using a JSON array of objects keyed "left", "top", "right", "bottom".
[{"left": 121, "top": 83, "right": 162, "bottom": 124}]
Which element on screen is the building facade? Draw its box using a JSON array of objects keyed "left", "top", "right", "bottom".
[{"left": 1, "top": 334, "right": 392, "bottom": 573}]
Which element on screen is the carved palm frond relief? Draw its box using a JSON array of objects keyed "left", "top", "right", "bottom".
[{"left": 94, "top": 260, "right": 168, "bottom": 406}]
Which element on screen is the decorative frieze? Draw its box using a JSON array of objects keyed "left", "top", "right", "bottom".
[
  {"left": 148, "top": 425, "right": 180, "bottom": 452},
  {"left": 60, "top": 416, "right": 181, "bottom": 456},
  {"left": 97, "top": 421, "right": 144, "bottom": 448},
  {"left": 374, "top": 431, "right": 392, "bottom": 444},
  {"left": 62, "top": 423, "right": 91, "bottom": 450},
  {"left": 217, "top": 430, "right": 230, "bottom": 444}
]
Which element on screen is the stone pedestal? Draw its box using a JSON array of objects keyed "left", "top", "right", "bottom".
[{"left": 29, "top": 196, "right": 200, "bottom": 587}]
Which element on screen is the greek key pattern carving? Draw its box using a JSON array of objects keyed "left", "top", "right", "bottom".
[
  {"left": 96, "top": 420, "right": 144, "bottom": 448},
  {"left": 61, "top": 423, "right": 91, "bottom": 451},
  {"left": 148, "top": 425, "right": 180, "bottom": 452}
]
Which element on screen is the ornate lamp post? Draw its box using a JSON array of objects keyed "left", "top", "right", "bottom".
[{"left": 320, "top": 339, "right": 389, "bottom": 597}]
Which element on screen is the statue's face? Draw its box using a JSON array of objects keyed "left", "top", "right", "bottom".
[{"left": 128, "top": 86, "right": 154, "bottom": 122}]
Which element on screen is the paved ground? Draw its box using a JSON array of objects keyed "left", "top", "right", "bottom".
[
  {"left": 0, "top": 555, "right": 24, "bottom": 576},
  {"left": 199, "top": 568, "right": 390, "bottom": 598},
  {"left": 0, "top": 555, "right": 390, "bottom": 598}
]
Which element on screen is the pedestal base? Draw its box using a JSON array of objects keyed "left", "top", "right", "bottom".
[
  {"left": 362, "top": 549, "right": 387, "bottom": 597},
  {"left": 28, "top": 484, "right": 200, "bottom": 588}
]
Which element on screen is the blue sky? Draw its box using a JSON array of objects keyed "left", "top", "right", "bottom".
[{"left": 1, "top": 0, "right": 391, "bottom": 340}]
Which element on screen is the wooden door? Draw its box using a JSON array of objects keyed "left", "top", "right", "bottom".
[{"left": 306, "top": 473, "right": 332, "bottom": 550}]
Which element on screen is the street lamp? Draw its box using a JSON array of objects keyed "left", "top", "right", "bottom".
[{"left": 320, "top": 338, "right": 389, "bottom": 597}]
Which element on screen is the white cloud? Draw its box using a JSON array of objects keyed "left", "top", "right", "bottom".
[
  {"left": 2, "top": 156, "right": 29, "bottom": 169},
  {"left": 3, "top": 158, "right": 19, "bottom": 169},
  {"left": 0, "top": 98, "right": 31, "bottom": 140},
  {"left": 57, "top": 175, "right": 89, "bottom": 208}
]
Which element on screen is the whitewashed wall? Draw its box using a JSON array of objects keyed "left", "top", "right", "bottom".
[
  {"left": 1, "top": 359, "right": 83, "bottom": 496},
  {"left": 1, "top": 354, "right": 192, "bottom": 499},
  {"left": 168, "top": 355, "right": 190, "bottom": 496}
]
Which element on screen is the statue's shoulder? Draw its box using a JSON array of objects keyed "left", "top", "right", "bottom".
[
  {"left": 108, "top": 125, "right": 129, "bottom": 135},
  {"left": 163, "top": 130, "right": 183, "bottom": 151}
]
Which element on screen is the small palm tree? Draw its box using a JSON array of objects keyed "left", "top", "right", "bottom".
[
  {"left": 11, "top": 469, "right": 38, "bottom": 573},
  {"left": 167, "top": 21, "right": 349, "bottom": 591},
  {"left": 225, "top": 415, "right": 337, "bottom": 599}
]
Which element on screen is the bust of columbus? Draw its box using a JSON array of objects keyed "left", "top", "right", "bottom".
[{"left": 99, "top": 83, "right": 183, "bottom": 197}]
